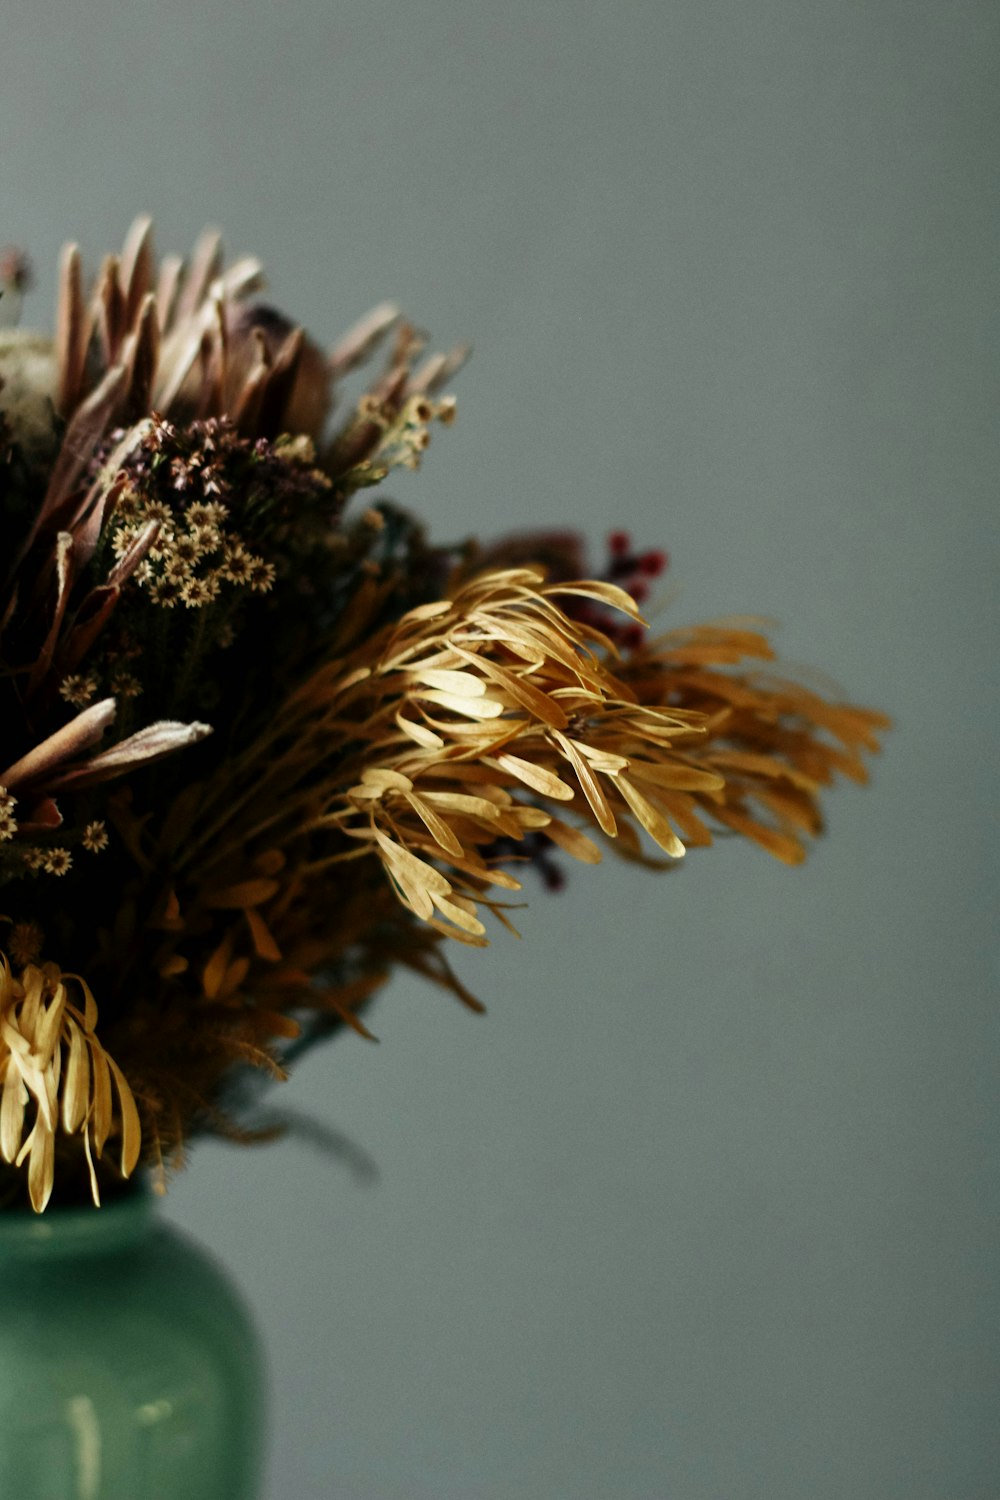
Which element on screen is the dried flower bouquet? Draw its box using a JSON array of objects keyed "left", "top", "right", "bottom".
[{"left": 0, "top": 221, "right": 887, "bottom": 1211}]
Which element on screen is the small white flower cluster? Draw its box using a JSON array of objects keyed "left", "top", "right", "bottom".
[
  {"left": 357, "top": 392, "right": 457, "bottom": 481},
  {"left": 0, "top": 788, "right": 16, "bottom": 842},
  {"left": 111, "top": 491, "right": 275, "bottom": 610},
  {"left": 22, "top": 846, "right": 72, "bottom": 876},
  {"left": 18, "top": 821, "right": 107, "bottom": 878}
]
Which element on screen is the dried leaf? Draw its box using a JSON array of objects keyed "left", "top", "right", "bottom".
[
  {"left": 552, "top": 730, "right": 616, "bottom": 836},
  {"left": 614, "top": 775, "right": 686, "bottom": 858},
  {"left": 492, "top": 753, "right": 575, "bottom": 801},
  {"left": 544, "top": 818, "right": 603, "bottom": 865},
  {"left": 245, "top": 907, "right": 283, "bottom": 962},
  {"left": 203, "top": 878, "right": 280, "bottom": 910},
  {"left": 107, "top": 1055, "right": 142, "bottom": 1177},
  {"left": 405, "top": 793, "right": 464, "bottom": 856}
]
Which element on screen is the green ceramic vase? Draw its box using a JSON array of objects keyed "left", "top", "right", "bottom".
[{"left": 0, "top": 1184, "right": 267, "bottom": 1499}]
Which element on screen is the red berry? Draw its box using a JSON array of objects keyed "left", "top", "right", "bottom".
[
  {"left": 608, "top": 530, "right": 631, "bottom": 558},
  {"left": 638, "top": 549, "right": 668, "bottom": 577}
]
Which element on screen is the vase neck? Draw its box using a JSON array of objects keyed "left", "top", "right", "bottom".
[{"left": 0, "top": 1183, "right": 155, "bottom": 1262}]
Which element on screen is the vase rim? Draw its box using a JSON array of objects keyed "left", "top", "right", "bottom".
[{"left": 0, "top": 1178, "right": 155, "bottom": 1259}]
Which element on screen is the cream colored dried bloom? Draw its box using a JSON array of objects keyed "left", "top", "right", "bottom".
[
  {"left": 82, "top": 821, "right": 109, "bottom": 853},
  {"left": 0, "top": 790, "right": 16, "bottom": 843},
  {"left": 58, "top": 673, "right": 99, "bottom": 708},
  {"left": 180, "top": 574, "right": 221, "bottom": 608}
]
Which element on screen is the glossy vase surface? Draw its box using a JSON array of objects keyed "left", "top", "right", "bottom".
[{"left": 0, "top": 1186, "right": 266, "bottom": 1499}]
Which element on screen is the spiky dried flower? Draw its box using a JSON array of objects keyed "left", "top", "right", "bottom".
[{"left": 0, "top": 218, "right": 887, "bottom": 1210}]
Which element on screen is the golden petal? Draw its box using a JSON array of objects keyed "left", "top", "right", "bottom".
[
  {"left": 614, "top": 775, "right": 686, "bottom": 858},
  {"left": 395, "top": 711, "right": 444, "bottom": 749},
  {"left": 0, "top": 1060, "right": 27, "bottom": 1164},
  {"left": 202, "top": 935, "right": 233, "bottom": 1000},
  {"left": 387, "top": 863, "right": 435, "bottom": 920},
  {"left": 414, "top": 689, "right": 506, "bottom": 719},
  {"left": 27, "top": 1121, "right": 55, "bottom": 1214},
  {"left": 657, "top": 793, "right": 714, "bottom": 847},
  {"left": 61, "top": 1023, "right": 91, "bottom": 1134},
  {"left": 543, "top": 818, "right": 603, "bottom": 865},
  {"left": 432, "top": 894, "right": 487, "bottom": 937},
  {"left": 750, "top": 784, "right": 822, "bottom": 836},
  {"left": 405, "top": 793, "right": 464, "bottom": 857},
  {"left": 88, "top": 1042, "right": 112, "bottom": 1155},
  {"left": 419, "top": 791, "right": 503, "bottom": 820},
  {"left": 627, "top": 759, "right": 726, "bottom": 793},
  {"left": 552, "top": 731, "right": 617, "bottom": 836},
  {"left": 413, "top": 668, "right": 487, "bottom": 698},
  {"left": 417, "top": 714, "right": 522, "bottom": 746},
  {"left": 19, "top": 966, "right": 45, "bottom": 1044},
  {"left": 563, "top": 739, "right": 629, "bottom": 773},
  {"left": 360, "top": 767, "right": 414, "bottom": 792},
  {"left": 509, "top": 806, "right": 553, "bottom": 830},
  {"left": 245, "top": 907, "right": 283, "bottom": 962},
  {"left": 107, "top": 1055, "right": 142, "bottom": 1178},
  {"left": 438, "top": 852, "right": 523, "bottom": 891},
  {"left": 35, "top": 981, "right": 67, "bottom": 1065},
  {"left": 373, "top": 828, "right": 452, "bottom": 898},
  {"left": 219, "top": 957, "right": 251, "bottom": 999},
  {"left": 203, "top": 878, "right": 280, "bottom": 910},
  {"left": 1, "top": 1015, "right": 31, "bottom": 1060},
  {"left": 492, "top": 753, "right": 575, "bottom": 801},
  {"left": 398, "top": 599, "right": 453, "bottom": 624},
  {"left": 713, "top": 805, "right": 806, "bottom": 865},
  {"left": 545, "top": 579, "right": 645, "bottom": 621},
  {"left": 708, "top": 750, "right": 819, "bottom": 792},
  {"left": 82, "top": 1121, "right": 100, "bottom": 1205},
  {"left": 425, "top": 917, "right": 490, "bottom": 948},
  {"left": 454, "top": 649, "right": 569, "bottom": 728},
  {"left": 335, "top": 666, "right": 373, "bottom": 693},
  {"left": 66, "top": 972, "right": 99, "bottom": 1032}
]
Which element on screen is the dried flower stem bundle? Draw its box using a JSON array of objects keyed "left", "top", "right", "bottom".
[{"left": 0, "top": 221, "right": 887, "bottom": 1210}]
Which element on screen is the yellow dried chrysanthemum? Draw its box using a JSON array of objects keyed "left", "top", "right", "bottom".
[{"left": 0, "top": 952, "right": 140, "bottom": 1211}]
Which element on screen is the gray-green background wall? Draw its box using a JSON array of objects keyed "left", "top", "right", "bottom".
[{"left": 3, "top": 4, "right": 996, "bottom": 1496}]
